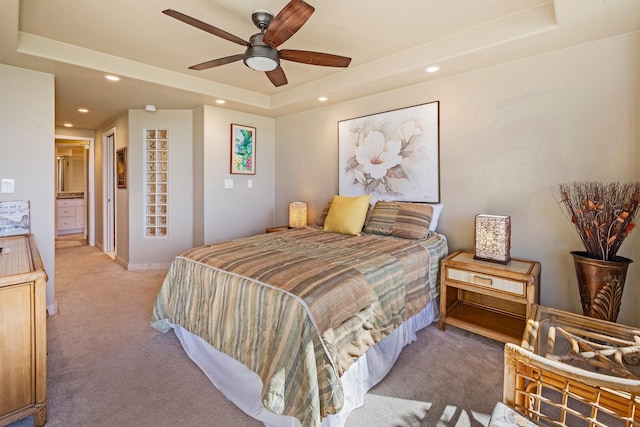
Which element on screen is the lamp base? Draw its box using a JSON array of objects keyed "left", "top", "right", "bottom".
[{"left": 473, "top": 255, "right": 511, "bottom": 265}]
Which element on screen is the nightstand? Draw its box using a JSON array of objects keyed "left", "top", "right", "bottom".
[
  {"left": 439, "top": 250, "right": 540, "bottom": 344},
  {"left": 266, "top": 226, "right": 290, "bottom": 233}
]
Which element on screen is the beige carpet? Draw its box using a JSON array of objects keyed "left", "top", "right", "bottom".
[
  {"left": 55, "top": 233, "right": 86, "bottom": 249},
  {"left": 9, "top": 245, "right": 504, "bottom": 427}
]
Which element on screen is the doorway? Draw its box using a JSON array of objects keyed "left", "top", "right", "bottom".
[
  {"left": 103, "top": 129, "right": 116, "bottom": 258},
  {"left": 54, "top": 135, "right": 95, "bottom": 248}
]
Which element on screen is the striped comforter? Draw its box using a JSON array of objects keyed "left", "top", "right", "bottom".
[{"left": 151, "top": 227, "right": 448, "bottom": 427}]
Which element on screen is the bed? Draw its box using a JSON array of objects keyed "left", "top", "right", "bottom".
[{"left": 151, "top": 198, "right": 448, "bottom": 427}]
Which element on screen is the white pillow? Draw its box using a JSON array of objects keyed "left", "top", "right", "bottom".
[{"left": 429, "top": 203, "right": 443, "bottom": 231}]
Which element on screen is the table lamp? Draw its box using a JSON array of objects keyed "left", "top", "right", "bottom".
[
  {"left": 474, "top": 214, "right": 511, "bottom": 264},
  {"left": 288, "top": 202, "right": 308, "bottom": 228}
]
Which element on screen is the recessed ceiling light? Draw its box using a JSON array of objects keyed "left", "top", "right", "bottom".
[
  {"left": 425, "top": 66, "right": 440, "bottom": 73},
  {"left": 215, "top": 99, "right": 225, "bottom": 104},
  {"left": 318, "top": 96, "right": 328, "bottom": 102},
  {"left": 78, "top": 108, "right": 89, "bottom": 113},
  {"left": 105, "top": 75, "right": 120, "bottom": 81},
  {"left": 144, "top": 105, "right": 157, "bottom": 112},
  {"left": 64, "top": 123, "right": 73, "bottom": 127}
]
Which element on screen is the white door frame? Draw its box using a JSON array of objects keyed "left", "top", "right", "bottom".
[
  {"left": 54, "top": 134, "right": 95, "bottom": 246},
  {"left": 103, "top": 128, "right": 116, "bottom": 254}
]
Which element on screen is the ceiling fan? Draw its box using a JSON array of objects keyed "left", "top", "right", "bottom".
[{"left": 163, "top": 0, "right": 352, "bottom": 87}]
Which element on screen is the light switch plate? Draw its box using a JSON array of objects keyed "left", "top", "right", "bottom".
[
  {"left": 1, "top": 179, "right": 14, "bottom": 193},
  {"left": 224, "top": 179, "right": 233, "bottom": 189},
  {"left": 247, "top": 179, "right": 253, "bottom": 188}
]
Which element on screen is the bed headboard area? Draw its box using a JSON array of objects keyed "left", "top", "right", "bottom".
[{"left": 317, "top": 195, "right": 444, "bottom": 236}]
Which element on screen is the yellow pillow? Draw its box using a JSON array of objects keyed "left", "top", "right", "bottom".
[{"left": 323, "top": 195, "right": 372, "bottom": 235}]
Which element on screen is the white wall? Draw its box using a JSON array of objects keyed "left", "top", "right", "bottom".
[
  {"left": 0, "top": 64, "right": 56, "bottom": 311},
  {"left": 275, "top": 33, "right": 640, "bottom": 326},
  {"left": 199, "top": 105, "right": 276, "bottom": 244}
]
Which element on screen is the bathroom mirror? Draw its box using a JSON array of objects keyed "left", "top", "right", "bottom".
[{"left": 56, "top": 146, "right": 86, "bottom": 194}]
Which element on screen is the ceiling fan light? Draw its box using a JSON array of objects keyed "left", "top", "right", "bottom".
[
  {"left": 245, "top": 56, "right": 278, "bottom": 71},
  {"left": 244, "top": 45, "right": 279, "bottom": 71}
]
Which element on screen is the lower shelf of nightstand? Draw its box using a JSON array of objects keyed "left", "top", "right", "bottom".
[{"left": 441, "top": 301, "right": 525, "bottom": 344}]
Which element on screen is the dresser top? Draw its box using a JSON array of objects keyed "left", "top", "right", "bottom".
[{"left": 0, "top": 235, "right": 41, "bottom": 277}]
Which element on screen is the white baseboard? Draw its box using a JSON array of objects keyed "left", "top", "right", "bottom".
[{"left": 47, "top": 299, "right": 58, "bottom": 315}]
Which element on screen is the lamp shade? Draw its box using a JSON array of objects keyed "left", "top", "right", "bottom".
[
  {"left": 474, "top": 214, "right": 511, "bottom": 264},
  {"left": 288, "top": 202, "right": 307, "bottom": 228}
]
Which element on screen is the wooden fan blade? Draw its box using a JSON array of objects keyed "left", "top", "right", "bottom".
[
  {"left": 280, "top": 50, "right": 351, "bottom": 67},
  {"left": 266, "top": 67, "right": 288, "bottom": 87},
  {"left": 163, "top": 9, "right": 249, "bottom": 47},
  {"left": 189, "top": 54, "right": 244, "bottom": 70},
  {"left": 263, "top": 0, "right": 315, "bottom": 48}
]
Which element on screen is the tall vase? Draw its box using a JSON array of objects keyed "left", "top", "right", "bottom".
[{"left": 571, "top": 251, "right": 633, "bottom": 322}]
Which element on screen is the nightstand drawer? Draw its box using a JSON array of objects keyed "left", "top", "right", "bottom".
[{"left": 447, "top": 268, "right": 524, "bottom": 296}]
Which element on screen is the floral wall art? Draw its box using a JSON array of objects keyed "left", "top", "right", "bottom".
[
  {"left": 230, "top": 124, "right": 256, "bottom": 175},
  {"left": 338, "top": 101, "right": 440, "bottom": 202}
]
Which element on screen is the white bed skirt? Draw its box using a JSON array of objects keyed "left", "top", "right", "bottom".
[{"left": 170, "top": 298, "right": 439, "bottom": 427}]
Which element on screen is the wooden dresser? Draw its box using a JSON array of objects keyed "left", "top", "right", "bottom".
[{"left": 0, "top": 235, "right": 48, "bottom": 426}]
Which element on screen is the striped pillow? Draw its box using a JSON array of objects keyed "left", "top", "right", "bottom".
[{"left": 364, "top": 201, "right": 433, "bottom": 240}]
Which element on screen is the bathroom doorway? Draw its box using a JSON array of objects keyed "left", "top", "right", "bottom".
[{"left": 54, "top": 135, "right": 95, "bottom": 249}]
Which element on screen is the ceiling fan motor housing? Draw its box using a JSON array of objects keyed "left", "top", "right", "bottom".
[{"left": 244, "top": 33, "right": 280, "bottom": 71}]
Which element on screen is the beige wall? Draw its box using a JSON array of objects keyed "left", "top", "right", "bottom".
[
  {"left": 199, "top": 105, "right": 276, "bottom": 244},
  {"left": 92, "top": 106, "right": 275, "bottom": 268},
  {"left": 127, "top": 110, "right": 194, "bottom": 267},
  {"left": 0, "top": 64, "right": 56, "bottom": 311},
  {"left": 55, "top": 127, "right": 95, "bottom": 139},
  {"left": 275, "top": 33, "right": 640, "bottom": 326},
  {"left": 193, "top": 107, "right": 205, "bottom": 247},
  {"left": 94, "top": 113, "right": 128, "bottom": 259}
]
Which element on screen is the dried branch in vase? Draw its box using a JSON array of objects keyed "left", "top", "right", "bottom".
[{"left": 555, "top": 181, "right": 640, "bottom": 261}]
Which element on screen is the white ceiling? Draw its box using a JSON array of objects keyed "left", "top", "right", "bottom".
[{"left": 1, "top": 0, "right": 639, "bottom": 130}]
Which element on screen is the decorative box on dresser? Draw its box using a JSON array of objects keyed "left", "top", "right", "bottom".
[
  {"left": 439, "top": 250, "right": 540, "bottom": 344},
  {"left": 0, "top": 235, "right": 48, "bottom": 427}
]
